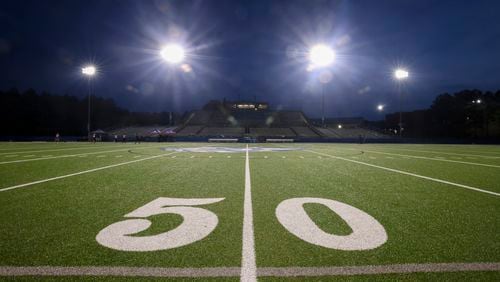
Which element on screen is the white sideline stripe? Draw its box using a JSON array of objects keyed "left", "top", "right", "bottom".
[
  {"left": 351, "top": 149, "right": 500, "bottom": 169},
  {"left": 0, "top": 263, "right": 498, "bottom": 277},
  {"left": 258, "top": 262, "right": 500, "bottom": 277},
  {"left": 0, "top": 145, "right": 165, "bottom": 165},
  {"left": 241, "top": 145, "right": 257, "bottom": 282},
  {"left": 0, "top": 145, "right": 129, "bottom": 155},
  {"left": 0, "top": 152, "right": 176, "bottom": 192},
  {"left": 387, "top": 148, "right": 500, "bottom": 159},
  {"left": 307, "top": 150, "right": 500, "bottom": 197}
]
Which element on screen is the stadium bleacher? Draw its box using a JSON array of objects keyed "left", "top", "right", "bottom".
[{"left": 109, "top": 100, "right": 389, "bottom": 140}]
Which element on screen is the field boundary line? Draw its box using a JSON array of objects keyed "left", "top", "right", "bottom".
[
  {"left": 258, "top": 262, "right": 500, "bottom": 277},
  {"left": 241, "top": 144, "right": 257, "bottom": 281},
  {"left": 344, "top": 148, "right": 500, "bottom": 169},
  {"left": 0, "top": 144, "right": 132, "bottom": 156},
  {"left": 307, "top": 150, "right": 500, "bottom": 197},
  {"left": 0, "top": 152, "right": 177, "bottom": 192},
  {"left": 0, "top": 145, "right": 169, "bottom": 165},
  {"left": 0, "top": 266, "right": 240, "bottom": 277},
  {"left": 0, "top": 263, "right": 498, "bottom": 277}
]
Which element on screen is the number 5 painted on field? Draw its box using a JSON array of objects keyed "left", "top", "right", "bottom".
[
  {"left": 96, "top": 197, "right": 224, "bottom": 251},
  {"left": 276, "top": 197, "right": 387, "bottom": 250}
]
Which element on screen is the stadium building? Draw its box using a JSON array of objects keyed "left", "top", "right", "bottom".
[{"left": 110, "top": 100, "right": 387, "bottom": 142}]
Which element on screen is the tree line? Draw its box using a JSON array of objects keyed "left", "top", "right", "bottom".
[
  {"left": 384, "top": 89, "right": 500, "bottom": 138},
  {"left": 0, "top": 88, "right": 174, "bottom": 137}
]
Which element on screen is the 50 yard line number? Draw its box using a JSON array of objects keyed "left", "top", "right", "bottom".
[{"left": 96, "top": 196, "right": 387, "bottom": 252}]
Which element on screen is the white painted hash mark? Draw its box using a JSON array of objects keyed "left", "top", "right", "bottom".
[{"left": 241, "top": 145, "right": 257, "bottom": 282}]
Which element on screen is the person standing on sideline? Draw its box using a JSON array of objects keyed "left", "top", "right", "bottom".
[
  {"left": 122, "top": 134, "right": 126, "bottom": 143},
  {"left": 92, "top": 133, "right": 97, "bottom": 143},
  {"left": 55, "top": 132, "right": 60, "bottom": 143}
]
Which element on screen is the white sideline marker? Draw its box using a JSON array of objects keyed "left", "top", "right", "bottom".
[
  {"left": 241, "top": 145, "right": 257, "bottom": 281},
  {"left": 307, "top": 150, "right": 500, "bottom": 197},
  {"left": 0, "top": 152, "right": 177, "bottom": 192}
]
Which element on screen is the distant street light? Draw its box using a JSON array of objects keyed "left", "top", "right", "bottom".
[
  {"left": 309, "top": 44, "right": 335, "bottom": 127},
  {"left": 377, "top": 104, "right": 385, "bottom": 112},
  {"left": 160, "top": 44, "right": 185, "bottom": 64},
  {"left": 394, "top": 68, "right": 409, "bottom": 137},
  {"left": 82, "top": 65, "right": 96, "bottom": 141},
  {"left": 472, "top": 99, "right": 482, "bottom": 104}
]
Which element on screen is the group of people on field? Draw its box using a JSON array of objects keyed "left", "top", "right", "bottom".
[{"left": 54, "top": 132, "right": 143, "bottom": 143}]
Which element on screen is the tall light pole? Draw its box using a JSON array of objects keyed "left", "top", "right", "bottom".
[
  {"left": 309, "top": 44, "right": 335, "bottom": 127},
  {"left": 394, "top": 69, "right": 408, "bottom": 137},
  {"left": 82, "top": 65, "right": 96, "bottom": 141}
]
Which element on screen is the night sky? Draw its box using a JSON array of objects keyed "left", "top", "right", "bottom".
[{"left": 1, "top": 0, "right": 499, "bottom": 119}]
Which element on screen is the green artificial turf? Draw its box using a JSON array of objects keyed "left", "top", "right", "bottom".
[{"left": 0, "top": 142, "right": 499, "bottom": 281}]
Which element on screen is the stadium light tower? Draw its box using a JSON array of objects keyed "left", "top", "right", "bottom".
[
  {"left": 82, "top": 65, "right": 96, "bottom": 142},
  {"left": 160, "top": 44, "right": 185, "bottom": 64},
  {"left": 309, "top": 44, "right": 335, "bottom": 127},
  {"left": 394, "top": 68, "right": 409, "bottom": 137}
]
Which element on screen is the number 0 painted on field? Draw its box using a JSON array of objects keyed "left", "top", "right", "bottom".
[
  {"left": 275, "top": 197, "right": 387, "bottom": 250},
  {"left": 96, "top": 197, "right": 224, "bottom": 251}
]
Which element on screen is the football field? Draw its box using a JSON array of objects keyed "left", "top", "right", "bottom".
[{"left": 0, "top": 142, "right": 499, "bottom": 281}]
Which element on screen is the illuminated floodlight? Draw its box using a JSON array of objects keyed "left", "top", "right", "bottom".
[
  {"left": 309, "top": 44, "right": 335, "bottom": 67},
  {"left": 160, "top": 44, "right": 185, "bottom": 64},
  {"left": 82, "top": 65, "right": 96, "bottom": 76},
  {"left": 337, "top": 124, "right": 342, "bottom": 129},
  {"left": 394, "top": 69, "right": 409, "bottom": 80},
  {"left": 476, "top": 99, "right": 482, "bottom": 104},
  {"left": 377, "top": 104, "right": 385, "bottom": 111}
]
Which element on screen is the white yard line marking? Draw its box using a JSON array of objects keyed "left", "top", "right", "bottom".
[
  {"left": 5, "top": 155, "right": 18, "bottom": 157},
  {"left": 0, "top": 263, "right": 498, "bottom": 278},
  {"left": 264, "top": 156, "right": 268, "bottom": 159},
  {"left": 241, "top": 145, "right": 257, "bottom": 282},
  {"left": 227, "top": 155, "right": 231, "bottom": 159},
  {"left": 354, "top": 149, "right": 500, "bottom": 169},
  {"left": 281, "top": 156, "right": 286, "bottom": 159},
  {"left": 209, "top": 156, "right": 213, "bottom": 159},
  {"left": 387, "top": 148, "right": 500, "bottom": 159},
  {"left": 308, "top": 150, "right": 500, "bottom": 197},
  {"left": 23, "top": 155, "right": 36, "bottom": 158},
  {"left": 299, "top": 156, "right": 304, "bottom": 159},
  {"left": 0, "top": 145, "right": 166, "bottom": 165},
  {"left": 0, "top": 152, "right": 177, "bottom": 193},
  {"left": 97, "top": 155, "right": 106, "bottom": 158}
]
